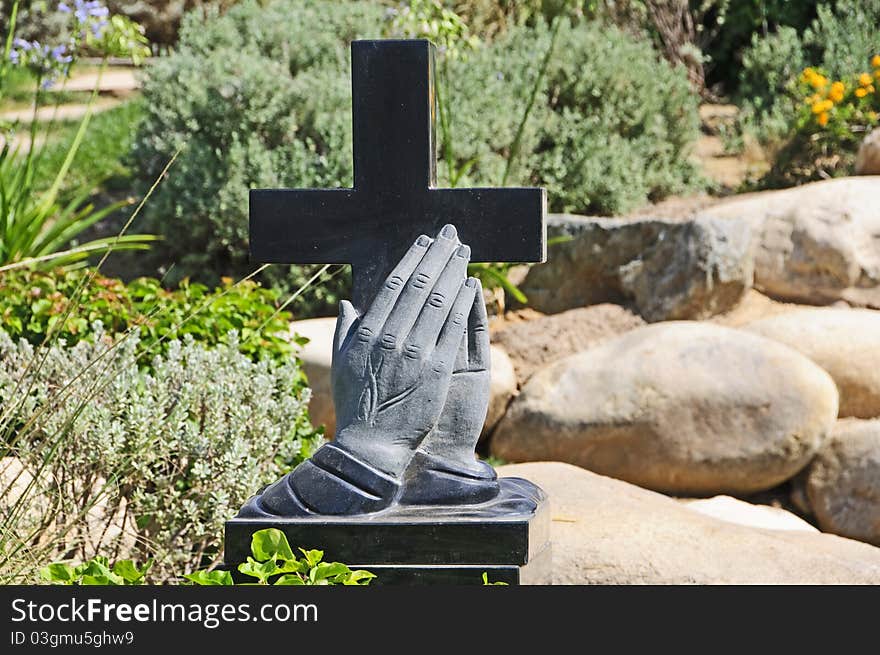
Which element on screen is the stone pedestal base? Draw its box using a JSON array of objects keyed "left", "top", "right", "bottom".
[{"left": 224, "top": 478, "right": 551, "bottom": 585}]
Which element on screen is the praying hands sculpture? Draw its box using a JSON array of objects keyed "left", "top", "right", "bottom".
[{"left": 239, "top": 224, "right": 501, "bottom": 517}]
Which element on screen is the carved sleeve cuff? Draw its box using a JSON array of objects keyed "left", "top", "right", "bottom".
[{"left": 285, "top": 443, "right": 400, "bottom": 515}]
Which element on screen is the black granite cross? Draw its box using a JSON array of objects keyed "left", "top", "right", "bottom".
[{"left": 250, "top": 39, "right": 546, "bottom": 312}]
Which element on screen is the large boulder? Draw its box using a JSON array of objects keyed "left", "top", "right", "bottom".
[
  {"left": 700, "top": 177, "right": 880, "bottom": 307},
  {"left": 499, "top": 462, "right": 880, "bottom": 583},
  {"left": 290, "top": 317, "right": 337, "bottom": 437},
  {"left": 519, "top": 214, "right": 753, "bottom": 321},
  {"left": 491, "top": 304, "right": 645, "bottom": 383},
  {"left": 804, "top": 419, "right": 880, "bottom": 546},
  {"left": 744, "top": 308, "right": 880, "bottom": 418},
  {"left": 856, "top": 129, "right": 880, "bottom": 176},
  {"left": 291, "top": 319, "right": 518, "bottom": 439},
  {"left": 484, "top": 346, "right": 517, "bottom": 437},
  {"left": 492, "top": 322, "right": 838, "bottom": 495}
]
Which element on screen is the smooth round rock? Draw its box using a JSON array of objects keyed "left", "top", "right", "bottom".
[
  {"left": 492, "top": 322, "right": 839, "bottom": 495},
  {"left": 856, "top": 129, "right": 880, "bottom": 175},
  {"left": 499, "top": 462, "right": 880, "bottom": 584},
  {"left": 744, "top": 308, "right": 880, "bottom": 418},
  {"left": 484, "top": 346, "right": 517, "bottom": 438},
  {"left": 290, "top": 317, "right": 337, "bottom": 436},
  {"left": 806, "top": 419, "right": 880, "bottom": 546}
]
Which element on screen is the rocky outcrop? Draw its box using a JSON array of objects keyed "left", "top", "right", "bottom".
[
  {"left": 519, "top": 214, "right": 753, "bottom": 321},
  {"left": 700, "top": 177, "right": 880, "bottom": 307}
]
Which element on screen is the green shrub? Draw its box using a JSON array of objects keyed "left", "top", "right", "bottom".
[
  {"left": 736, "top": 0, "right": 880, "bottom": 181},
  {"left": 41, "top": 558, "right": 153, "bottom": 585},
  {"left": 133, "top": 0, "right": 700, "bottom": 308},
  {"left": 132, "top": 0, "right": 377, "bottom": 314},
  {"left": 447, "top": 17, "right": 701, "bottom": 214},
  {"left": 0, "top": 268, "right": 299, "bottom": 367},
  {"left": 186, "top": 528, "right": 375, "bottom": 586},
  {"left": 0, "top": 327, "right": 319, "bottom": 583}
]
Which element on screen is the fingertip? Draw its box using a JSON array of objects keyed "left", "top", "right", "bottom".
[
  {"left": 416, "top": 234, "right": 432, "bottom": 247},
  {"left": 440, "top": 224, "right": 457, "bottom": 239},
  {"left": 465, "top": 276, "right": 479, "bottom": 289}
]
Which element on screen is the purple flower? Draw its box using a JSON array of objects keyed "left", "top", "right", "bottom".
[
  {"left": 13, "top": 38, "right": 32, "bottom": 50},
  {"left": 71, "top": 0, "right": 108, "bottom": 22},
  {"left": 90, "top": 19, "right": 107, "bottom": 39},
  {"left": 58, "top": 1, "right": 71, "bottom": 12},
  {"left": 50, "top": 44, "right": 72, "bottom": 64},
  {"left": 9, "top": 50, "right": 19, "bottom": 64},
  {"left": 41, "top": 77, "right": 56, "bottom": 89}
]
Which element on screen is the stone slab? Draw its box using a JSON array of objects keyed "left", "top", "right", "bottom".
[{"left": 224, "top": 480, "right": 550, "bottom": 584}]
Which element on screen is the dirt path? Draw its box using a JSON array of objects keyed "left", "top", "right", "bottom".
[
  {"left": 1, "top": 65, "right": 140, "bottom": 151},
  {"left": 60, "top": 68, "right": 138, "bottom": 94},
  {"left": 0, "top": 96, "right": 123, "bottom": 124}
]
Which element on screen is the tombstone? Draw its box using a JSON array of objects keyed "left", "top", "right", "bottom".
[{"left": 224, "top": 39, "right": 550, "bottom": 584}]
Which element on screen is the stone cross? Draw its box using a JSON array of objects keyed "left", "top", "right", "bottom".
[{"left": 249, "top": 39, "right": 546, "bottom": 311}]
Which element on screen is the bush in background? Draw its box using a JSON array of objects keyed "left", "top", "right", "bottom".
[
  {"left": 131, "top": 0, "right": 378, "bottom": 314},
  {"left": 734, "top": 0, "right": 880, "bottom": 185},
  {"left": 0, "top": 327, "right": 318, "bottom": 582},
  {"left": 0, "top": 268, "right": 300, "bottom": 367},
  {"left": 444, "top": 18, "right": 699, "bottom": 213},
  {"left": 133, "top": 0, "right": 700, "bottom": 302}
]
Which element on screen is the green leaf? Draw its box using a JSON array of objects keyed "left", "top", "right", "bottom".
[
  {"left": 481, "top": 572, "right": 509, "bottom": 586},
  {"left": 342, "top": 570, "right": 376, "bottom": 586},
  {"left": 238, "top": 557, "right": 279, "bottom": 584},
  {"left": 112, "top": 559, "right": 152, "bottom": 584},
  {"left": 299, "top": 548, "right": 324, "bottom": 568},
  {"left": 250, "top": 528, "right": 295, "bottom": 562},
  {"left": 76, "top": 558, "right": 124, "bottom": 585},
  {"left": 311, "top": 562, "right": 349, "bottom": 581},
  {"left": 184, "top": 570, "right": 234, "bottom": 586},
  {"left": 273, "top": 574, "right": 306, "bottom": 586},
  {"left": 40, "top": 563, "right": 76, "bottom": 584}
]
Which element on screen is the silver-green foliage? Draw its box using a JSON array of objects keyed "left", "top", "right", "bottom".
[
  {"left": 0, "top": 326, "right": 313, "bottom": 582},
  {"left": 131, "top": 0, "right": 379, "bottom": 310},
  {"left": 445, "top": 17, "right": 702, "bottom": 214}
]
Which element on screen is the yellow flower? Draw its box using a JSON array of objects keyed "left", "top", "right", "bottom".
[
  {"left": 818, "top": 112, "right": 830, "bottom": 127},
  {"left": 829, "top": 81, "right": 845, "bottom": 102},
  {"left": 870, "top": 85, "right": 876, "bottom": 94},
  {"left": 856, "top": 87, "right": 869, "bottom": 98},
  {"left": 801, "top": 67, "right": 816, "bottom": 82},
  {"left": 872, "top": 55, "right": 880, "bottom": 68},
  {"left": 860, "top": 72, "right": 873, "bottom": 86},
  {"left": 869, "top": 111, "right": 879, "bottom": 121},
  {"left": 810, "top": 74, "right": 828, "bottom": 89}
]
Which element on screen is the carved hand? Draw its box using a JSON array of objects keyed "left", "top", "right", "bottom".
[
  {"left": 330, "top": 225, "right": 476, "bottom": 478},
  {"left": 419, "top": 279, "right": 492, "bottom": 475}
]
